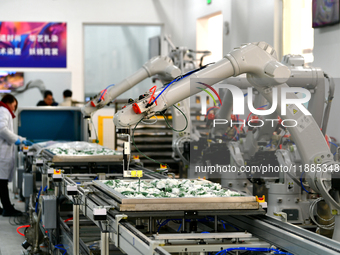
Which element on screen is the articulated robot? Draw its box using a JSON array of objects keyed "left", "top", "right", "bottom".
[
  {"left": 81, "top": 49, "right": 206, "bottom": 174},
  {"left": 164, "top": 37, "right": 211, "bottom": 173},
  {"left": 209, "top": 55, "right": 335, "bottom": 226},
  {"left": 11, "top": 79, "right": 46, "bottom": 98},
  {"left": 81, "top": 55, "right": 183, "bottom": 175},
  {"left": 214, "top": 54, "right": 332, "bottom": 165},
  {"left": 81, "top": 55, "right": 181, "bottom": 117},
  {"left": 113, "top": 42, "right": 340, "bottom": 241}
]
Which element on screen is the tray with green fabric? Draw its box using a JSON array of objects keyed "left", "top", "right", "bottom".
[{"left": 93, "top": 179, "right": 258, "bottom": 211}]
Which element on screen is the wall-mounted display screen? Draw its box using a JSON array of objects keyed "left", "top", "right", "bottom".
[
  {"left": 0, "top": 22, "right": 67, "bottom": 68},
  {"left": 0, "top": 71, "right": 24, "bottom": 93},
  {"left": 313, "top": 0, "right": 340, "bottom": 28}
]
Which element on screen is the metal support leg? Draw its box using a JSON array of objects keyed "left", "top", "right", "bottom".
[
  {"left": 55, "top": 185, "right": 59, "bottom": 197},
  {"left": 41, "top": 174, "right": 48, "bottom": 192},
  {"left": 332, "top": 215, "right": 340, "bottom": 241},
  {"left": 114, "top": 214, "right": 128, "bottom": 246},
  {"left": 73, "top": 204, "right": 79, "bottom": 255},
  {"left": 149, "top": 217, "right": 152, "bottom": 234},
  {"left": 101, "top": 232, "right": 109, "bottom": 255},
  {"left": 215, "top": 215, "right": 218, "bottom": 232},
  {"left": 33, "top": 209, "right": 42, "bottom": 254}
]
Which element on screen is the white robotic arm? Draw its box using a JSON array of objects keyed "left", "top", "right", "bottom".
[
  {"left": 12, "top": 79, "right": 46, "bottom": 98},
  {"left": 113, "top": 42, "right": 340, "bottom": 240},
  {"left": 224, "top": 55, "right": 330, "bottom": 130},
  {"left": 113, "top": 42, "right": 291, "bottom": 128},
  {"left": 254, "top": 83, "right": 339, "bottom": 205},
  {"left": 81, "top": 56, "right": 181, "bottom": 117},
  {"left": 216, "top": 55, "right": 331, "bottom": 159}
]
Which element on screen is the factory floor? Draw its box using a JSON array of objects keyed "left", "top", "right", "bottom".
[{"left": 0, "top": 185, "right": 26, "bottom": 255}]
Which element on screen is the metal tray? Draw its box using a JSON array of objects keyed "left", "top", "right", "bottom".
[
  {"left": 41, "top": 149, "right": 123, "bottom": 163},
  {"left": 93, "top": 179, "right": 258, "bottom": 211}
]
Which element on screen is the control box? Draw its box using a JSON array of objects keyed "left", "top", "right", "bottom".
[
  {"left": 42, "top": 195, "right": 57, "bottom": 229},
  {"left": 22, "top": 173, "right": 33, "bottom": 198},
  {"left": 16, "top": 168, "right": 25, "bottom": 190}
]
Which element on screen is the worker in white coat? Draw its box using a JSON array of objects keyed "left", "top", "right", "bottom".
[
  {"left": 59, "top": 89, "right": 73, "bottom": 106},
  {"left": 0, "top": 94, "right": 32, "bottom": 216}
]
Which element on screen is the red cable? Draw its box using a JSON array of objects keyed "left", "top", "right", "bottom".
[
  {"left": 235, "top": 118, "right": 245, "bottom": 131},
  {"left": 17, "top": 225, "right": 30, "bottom": 236},
  {"left": 207, "top": 106, "right": 220, "bottom": 112},
  {"left": 148, "top": 86, "right": 157, "bottom": 104},
  {"left": 325, "top": 135, "right": 330, "bottom": 148},
  {"left": 246, "top": 106, "right": 267, "bottom": 123},
  {"left": 330, "top": 136, "right": 337, "bottom": 142},
  {"left": 98, "top": 89, "right": 105, "bottom": 100},
  {"left": 64, "top": 217, "right": 73, "bottom": 223},
  {"left": 232, "top": 126, "right": 240, "bottom": 141},
  {"left": 239, "top": 119, "right": 245, "bottom": 131},
  {"left": 100, "top": 89, "right": 108, "bottom": 101},
  {"left": 246, "top": 112, "right": 253, "bottom": 123},
  {"left": 204, "top": 106, "right": 220, "bottom": 117}
]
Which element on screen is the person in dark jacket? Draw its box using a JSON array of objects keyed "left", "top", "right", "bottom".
[{"left": 37, "top": 90, "right": 58, "bottom": 106}]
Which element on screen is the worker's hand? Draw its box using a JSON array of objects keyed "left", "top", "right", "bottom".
[
  {"left": 15, "top": 139, "right": 21, "bottom": 145},
  {"left": 22, "top": 140, "right": 33, "bottom": 146}
]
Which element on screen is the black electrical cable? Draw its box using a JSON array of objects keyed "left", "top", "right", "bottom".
[
  {"left": 8, "top": 214, "right": 29, "bottom": 226},
  {"left": 158, "top": 105, "right": 188, "bottom": 132},
  {"left": 132, "top": 118, "right": 168, "bottom": 167},
  {"left": 9, "top": 216, "right": 17, "bottom": 226},
  {"left": 275, "top": 130, "right": 286, "bottom": 151},
  {"left": 98, "top": 221, "right": 103, "bottom": 232},
  {"left": 150, "top": 62, "right": 215, "bottom": 106},
  {"left": 132, "top": 105, "right": 189, "bottom": 168}
]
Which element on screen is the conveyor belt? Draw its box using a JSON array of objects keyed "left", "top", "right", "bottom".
[
  {"left": 120, "top": 222, "right": 170, "bottom": 255},
  {"left": 60, "top": 217, "right": 91, "bottom": 255},
  {"left": 141, "top": 167, "right": 169, "bottom": 179},
  {"left": 221, "top": 215, "right": 340, "bottom": 255},
  {"left": 108, "top": 208, "right": 266, "bottom": 218}
]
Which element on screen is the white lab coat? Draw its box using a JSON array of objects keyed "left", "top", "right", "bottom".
[
  {"left": 59, "top": 97, "right": 72, "bottom": 106},
  {"left": 0, "top": 107, "right": 24, "bottom": 181}
]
